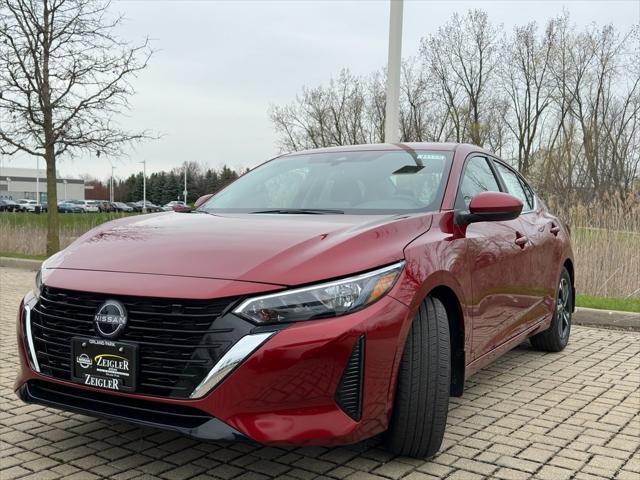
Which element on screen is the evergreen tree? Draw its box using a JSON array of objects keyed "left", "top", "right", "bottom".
[{"left": 163, "top": 174, "right": 180, "bottom": 204}]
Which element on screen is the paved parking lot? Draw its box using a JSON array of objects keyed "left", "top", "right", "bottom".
[{"left": 1, "top": 266, "right": 639, "bottom": 480}]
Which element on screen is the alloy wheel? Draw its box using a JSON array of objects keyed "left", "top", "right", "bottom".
[{"left": 556, "top": 277, "right": 571, "bottom": 339}]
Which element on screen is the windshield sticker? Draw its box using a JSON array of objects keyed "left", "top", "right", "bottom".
[{"left": 417, "top": 153, "right": 447, "bottom": 162}]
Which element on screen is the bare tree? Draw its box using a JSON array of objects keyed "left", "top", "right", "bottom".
[
  {"left": 566, "top": 24, "right": 639, "bottom": 197},
  {"left": 540, "top": 16, "right": 640, "bottom": 200},
  {"left": 0, "top": 0, "right": 153, "bottom": 254},
  {"left": 270, "top": 69, "right": 370, "bottom": 151},
  {"left": 501, "top": 21, "right": 555, "bottom": 175},
  {"left": 270, "top": 9, "right": 639, "bottom": 205},
  {"left": 421, "top": 10, "right": 502, "bottom": 146},
  {"left": 365, "top": 70, "right": 386, "bottom": 143}
]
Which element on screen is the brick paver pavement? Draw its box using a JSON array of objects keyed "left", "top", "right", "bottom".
[{"left": 1, "top": 267, "right": 639, "bottom": 480}]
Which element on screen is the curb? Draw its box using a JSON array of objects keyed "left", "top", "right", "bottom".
[
  {"left": 1, "top": 256, "right": 638, "bottom": 330},
  {"left": 0, "top": 257, "right": 42, "bottom": 272},
  {"left": 573, "top": 307, "right": 640, "bottom": 331}
]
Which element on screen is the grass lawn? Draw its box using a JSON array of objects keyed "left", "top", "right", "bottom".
[
  {"left": 0, "top": 211, "right": 136, "bottom": 229},
  {"left": 0, "top": 212, "right": 139, "bottom": 258},
  {"left": 0, "top": 251, "right": 47, "bottom": 261},
  {"left": 575, "top": 294, "right": 640, "bottom": 313}
]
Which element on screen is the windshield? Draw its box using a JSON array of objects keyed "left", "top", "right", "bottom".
[{"left": 201, "top": 149, "right": 452, "bottom": 214}]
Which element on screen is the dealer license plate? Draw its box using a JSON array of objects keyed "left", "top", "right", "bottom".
[{"left": 71, "top": 337, "right": 137, "bottom": 392}]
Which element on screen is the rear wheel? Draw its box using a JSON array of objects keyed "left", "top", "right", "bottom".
[
  {"left": 385, "top": 296, "right": 450, "bottom": 458},
  {"left": 530, "top": 267, "right": 572, "bottom": 352}
]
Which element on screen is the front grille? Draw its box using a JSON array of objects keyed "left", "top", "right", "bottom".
[{"left": 30, "top": 286, "right": 250, "bottom": 398}]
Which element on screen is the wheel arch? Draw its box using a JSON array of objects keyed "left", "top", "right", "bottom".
[
  {"left": 428, "top": 285, "right": 465, "bottom": 397},
  {"left": 563, "top": 258, "right": 575, "bottom": 312}
]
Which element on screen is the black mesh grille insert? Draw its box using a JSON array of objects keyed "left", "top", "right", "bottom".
[
  {"left": 25, "top": 380, "right": 211, "bottom": 428},
  {"left": 30, "top": 286, "right": 249, "bottom": 398},
  {"left": 335, "top": 335, "right": 364, "bottom": 421}
]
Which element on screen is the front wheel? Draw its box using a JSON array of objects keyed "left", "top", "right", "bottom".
[
  {"left": 530, "top": 267, "right": 572, "bottom": 352},
  {"left": 385, "top": 296, "right": 450, "bottom": 458}
]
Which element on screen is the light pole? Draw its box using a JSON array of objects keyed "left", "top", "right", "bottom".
[
  {"left": 140, "top": 160, "right": 147, "bottom": 213},
  {"left": 183, "top": 163, "right": 188, "bottom": 204},
  {"left": 110, "top": 165, "right": 115, "bottom": 202},
  {"left": 384, "top": 0, "right": 404, "bottom": 144},
  {"left": 104, "top": 152, "right": 113, "bottom": 203},
  {"left": 63, "top": 179, "right": 68, "bottom": 201}
]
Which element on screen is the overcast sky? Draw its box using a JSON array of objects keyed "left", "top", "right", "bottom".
[{"left": 4, "top": 0, "right": 639, "bottom": 181}]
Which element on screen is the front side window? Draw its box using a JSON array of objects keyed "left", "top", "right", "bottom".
[
  {"left": 201, "top": 150, "right": 452, "bottom": 214},
  {"left": 494, "top": 162, "right": 534, "bottom": 210},
  {"left": 456, "top": 156, "right": 501, "bottom": 209}
]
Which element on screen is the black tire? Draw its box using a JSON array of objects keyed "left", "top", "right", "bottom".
[
  {"left": 530, "top": 267, "right": 572, "bottom": 352},
  {"left": 385, "top": 296, "right": 450, "bottom": 458}
]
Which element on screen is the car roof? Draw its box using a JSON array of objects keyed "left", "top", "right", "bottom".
[{"left": 285, "top": 142, "right": 494, "bottom": 158}]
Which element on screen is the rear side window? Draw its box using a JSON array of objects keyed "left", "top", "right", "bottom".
[
  {"left": 494, "top": 162, "right": 534, "bottom": 210},
  {"left": 519, "top": 178, "right": 535, "bottom": 210},
  {"left": 456, "top": 156, "right": 501, "bottom": 209}
]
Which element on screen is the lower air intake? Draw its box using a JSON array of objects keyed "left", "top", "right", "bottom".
[{"left": 335, "top": 335, "right": 364, "bottom": 421}]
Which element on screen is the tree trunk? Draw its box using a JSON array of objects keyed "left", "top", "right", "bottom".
[
  {"left": 45, "top": 148, "right": 60, "bottom": 255},
  {"left": 41, "top": 1, "right": 60, "bottom": 256}
]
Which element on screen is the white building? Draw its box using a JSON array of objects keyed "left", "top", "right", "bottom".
[{"left": 0, "top": 167, "right": 85, "bottom": 203}]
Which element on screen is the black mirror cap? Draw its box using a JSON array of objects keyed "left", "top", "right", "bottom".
[{"left": 454, "top": 209, "right": 521, "bottom": 225}]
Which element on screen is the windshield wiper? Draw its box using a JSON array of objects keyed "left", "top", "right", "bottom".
[{"left": 250, "top": 208, "right": 344, "bottom": 215}]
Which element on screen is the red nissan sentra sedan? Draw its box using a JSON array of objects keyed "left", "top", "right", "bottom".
[{"left": 15, "top": 143, "right": 574, "bottom": 458}]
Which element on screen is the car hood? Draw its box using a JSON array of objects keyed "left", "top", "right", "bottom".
[{"left": 44, "top": 211, "right": 433, "bottom": 286}]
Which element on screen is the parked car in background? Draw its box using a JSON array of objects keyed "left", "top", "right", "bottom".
[
  {"left": 134, "top": 200, "right": 163, "bottom": 212},
  {"left": 111, "top": 202, "right": 134, "bottom": 212},
  {"left": 162, "top": 200, "right": 186, "bottom": 211},
  {"left": 15, "top": 143, "right": 574, "bottom": 459},
  {"left": 0, "top": 199, "right": 23, "bottom": 212},
  {"left": 17, "top": 199, "right": 38, "bottom": 212},
  {"left": 89, "top": 200, "right": 112, "bottom": 212},
  {"left": 68, "top": 200, "right": 99, "bottom": 213},
  {"left": 126, "top": 202, "right": 142, "bottom": 212},
  {"left": 57, "top": 202, "right": 84, "bottom": 213}
]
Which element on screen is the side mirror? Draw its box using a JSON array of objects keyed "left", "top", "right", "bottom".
[
  {"left": 455, "top": 192, "right": 523, "bottom": 225},
  {"left": 194, "top": 193, "right": 213, "bottom": 209}
]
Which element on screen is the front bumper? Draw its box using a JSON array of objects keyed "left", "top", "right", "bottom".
[
  {"left": 17, "top": 379, "right": 248, "bottom": 442},
  {"left": 15, "top": 291, "right": 412, "bottom": 446}
]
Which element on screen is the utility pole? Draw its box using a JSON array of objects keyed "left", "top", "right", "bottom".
[
  {"left": 140, "top": 160, "right": 147, "bottom": 213},
  {"left": 384, "top": 0, "right": 404, "bottom": 144}
]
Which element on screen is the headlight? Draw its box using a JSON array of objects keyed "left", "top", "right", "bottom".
[
  {"left": 34, "top": 268, "right": 43, "bottom": 300},
  {"left": 234, "top": 261, "right": 405, "bottom": 323}
]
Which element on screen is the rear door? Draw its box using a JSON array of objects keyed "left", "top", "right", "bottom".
[
  {"left": 493, "top": 162, "right": 557, "bottom": 321},
  {"left": 456, "top": 156, "right": 532, "bottom": 360}
]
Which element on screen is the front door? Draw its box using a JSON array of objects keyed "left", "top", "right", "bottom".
[{"left": 456, "top": 156, "right": 533, "bottom": 360}]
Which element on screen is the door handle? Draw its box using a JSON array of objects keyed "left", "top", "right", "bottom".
[
  {"left": 550, "top": 223, "right": 560, "bottom": 235},
  {"left": 515, "top": 233, "right": 528, "bottom": 248}
]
